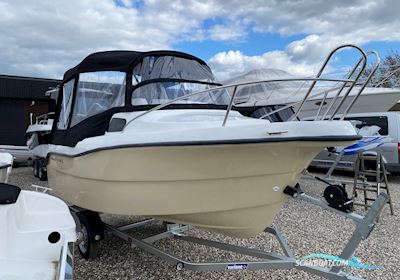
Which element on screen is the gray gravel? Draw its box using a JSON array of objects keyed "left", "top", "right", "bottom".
[{"left": 8, "top": 167, "right": 400, "bottom": 280}]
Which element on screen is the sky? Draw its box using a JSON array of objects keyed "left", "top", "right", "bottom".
[{"left": 1, "top": 0, "right": 400, "bottom": 81}]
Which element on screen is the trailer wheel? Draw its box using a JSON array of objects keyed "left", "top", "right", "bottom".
[
  {"left": 33, "top": 160, "right": 39, "bottom": 178},
  {"left": 76, "top": 211, "right": 104, "bottom": 259},
  {"left": 37, "top": 160, "right": 47, "bottom": 181}
]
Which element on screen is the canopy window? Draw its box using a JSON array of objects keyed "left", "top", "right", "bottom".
[
  {"left": 131, "top": 56, "right": 216, "bottom": 85},
  {"left": 57, "top": 79, "right": 75, "bottom": 129},
  {"left": 132, "top": 82, "right": 230, "bottom": 106},
  {"left": 70, "top": 71, "right": 126, "bottom": 127}
]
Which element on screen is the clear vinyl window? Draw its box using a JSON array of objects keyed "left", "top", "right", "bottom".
[
  {"left": 70, "top": 71, "right": 126, "bottom": 127},
  {"left": 57, "top": 79, "right": 75, "bottom": 129},
  {"left": 132, "top": 56, "right": 216, "bottom": 84},
  {"left": 132, "top": 82, "right": 230, "bottom": 106}
]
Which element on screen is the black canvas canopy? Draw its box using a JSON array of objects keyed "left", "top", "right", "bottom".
[
  {"left": 51, "top": 50, "right": 223, "bottom": 147},
  {"left": 62, "top": 50, "right": 211, "bottom": 82}
]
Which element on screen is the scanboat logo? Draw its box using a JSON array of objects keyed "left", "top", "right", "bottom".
[{"left": 296, "top": 253, "right": 383, "bottom": 270}]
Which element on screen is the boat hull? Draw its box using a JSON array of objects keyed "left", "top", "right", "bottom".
[
  {"left": 48, "top": 140, "right": 352, "bottom": 237},
  {"left": 298, "top": 90, "right": 400, "bottom": 119}
]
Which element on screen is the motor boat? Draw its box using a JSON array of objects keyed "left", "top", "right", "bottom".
[
  {"left": 0, "top": 183, "right": 76, "bottom": 280},
  {"left": 0, "top": 145, "right": 32, "bottom": 165},
  {"left": 26, "top": 112, "right": 54, "bottom": 159},
  {"left": 26, "top": 112, "right": 55, "bottom": 180},
  {"left": 25, "top": 88, "right": 59, "bottom": 180},
  {"left": 223, "top": 68, "right": 400, "bottom": 119},
  {"left": 0, "top": 152, "right": 13, "bottom": 183},
  {"left": 45, "top": 48, "right": 365, "bottom": 238}
]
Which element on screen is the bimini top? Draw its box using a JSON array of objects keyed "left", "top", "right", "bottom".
[
  {"left": 62, "top": 50, "right": 216, "bottom": 82},
  {"left": 52, "top": 50, "right": 227, "bottom": 147}
]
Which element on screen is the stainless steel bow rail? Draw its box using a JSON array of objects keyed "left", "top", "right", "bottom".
[
  {"left": 124, "top": 44, "right": 379, "bottom": 129},
  {"left": 71, "top": 190, "right": 388, "bottom": 280}
]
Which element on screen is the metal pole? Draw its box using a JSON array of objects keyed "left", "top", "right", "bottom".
[
  {"left": 329, "top": 50, "right": 368, "bottom": 119},
  {"left": 322, "top": 58, "right": 363, "bottom": 120},
  {"left": 122, "top": 77, "right": 355, "bottom": 129},
  {"left": 330, "top": 193, "right": 388, "bottom": 273},
  {"left": 222, "top": 86, "right": 238, "bottom": 126},
  {"left": 340, "top": 51, "right": 380, "bottom": 120},
  {"left": 291, "top": 44, "right": 366, "bottom": 121}
]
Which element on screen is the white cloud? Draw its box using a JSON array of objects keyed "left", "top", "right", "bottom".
[
  {"left": 0, "top": 0, "right": 218, "bottom": 78},
  {"left": 208, "top": 20, "right": 248, "bottom": 41},
  {"left": 206, "top": 0, "right": 400, "bottom": 79},
  {"left": 0, "top": 0, "right": 400, "bottom": 80}
]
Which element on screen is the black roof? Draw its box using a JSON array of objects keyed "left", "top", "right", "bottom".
[
  {"left": 63, "top": 50, "right": 210, "bottom": 82},
  {"left": 0, "top": 74, "right": 60, "bottom": 100}
]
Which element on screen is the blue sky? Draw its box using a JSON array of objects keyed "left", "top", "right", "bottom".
[
  {"left": 175, "top": 32, "right": 307, "bottom": 60},
  {"left": 0, "top": 0, "right": 399, "bottom": 80}
]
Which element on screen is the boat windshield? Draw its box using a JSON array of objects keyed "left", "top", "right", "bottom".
[
  {"left": 132, "top": 82, "right": 230, "bottom": 105},
  {"left": 65, "top": 55, "right": 232, "bottom": 129},
  {"left": 131, "top": 55, "right": 230, "bottom": 106}
]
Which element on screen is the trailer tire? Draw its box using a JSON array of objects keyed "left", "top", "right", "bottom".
[
  {"left": 76, "top": 211, "right": 103, "bottom": 259},
  {"left": 33, "top": 160, "right": 39, "bottom": 177},
  {"left": 37, "top": 160, "right": 47, "bottom": 181}
]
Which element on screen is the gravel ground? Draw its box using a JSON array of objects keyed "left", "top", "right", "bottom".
[{"left": 9, "top": 167, "right": 400, "bottom": 280}]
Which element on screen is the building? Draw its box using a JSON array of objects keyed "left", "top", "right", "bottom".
[{"left": 0, "top": 74, "right": 60, "bottom": 161}]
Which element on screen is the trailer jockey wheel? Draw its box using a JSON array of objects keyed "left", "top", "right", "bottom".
[
  {"left": 76, "top": 210, "right": 104, "bottom": 259},
  {"left": 323, "top": 184, "right": 353, "bottom": 213}
]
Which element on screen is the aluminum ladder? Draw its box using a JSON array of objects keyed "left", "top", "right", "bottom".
[{"left": 352, "top": 152, "right": 394, "bottom": 215}]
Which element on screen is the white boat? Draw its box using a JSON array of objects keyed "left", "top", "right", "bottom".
[
  {"left": 26, "top": 112, "right": 55, "bottom": 180},
  {"left": 0, "top": 183, "right": 76, "bottom": 280},
  {"left": 223, "top": 68, "right": 400, "bottom": 119},
  {"left": 42, "top": 47, "right": 369, "bottom": 238},
  {"left": 26, "top": 112, "right": 54, "bottom": 158},
  {"left": 0, "top": 145, "right": 32, "bottom": 165}
]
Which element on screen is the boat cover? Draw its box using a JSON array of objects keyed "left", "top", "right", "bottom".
[
  {"left": 222, "top": 68, "right": 346, "bottom": 107},
  {"left": 51, "top": 50, "right": 224, "bottom": 146}
]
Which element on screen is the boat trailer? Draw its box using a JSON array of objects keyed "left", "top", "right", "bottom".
[{"left": 71, "top": 187, "right": 388, "bottom": 280}]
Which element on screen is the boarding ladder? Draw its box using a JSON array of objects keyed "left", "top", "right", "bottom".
[{"left": 352, "top": 152, "right": 394, "bottom": 216}]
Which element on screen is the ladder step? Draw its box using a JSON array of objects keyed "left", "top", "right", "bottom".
[
  {"left": 354, "top": 187, "right": 380, "bottom": 192},
  {"left": 355, "top": 184, "right": 388, "bottom": 188},
  {"left": 352, "top": 154, "right": 393, "bottom": 215},
  {"left": 359, "top": 155, "right": 381, "bottom": 160},
  {"left": 357, "top": 170, "right": 385, "bottom": 176},
  {"left": 354, "top": 181, "right": 378, "bottom": 187}
]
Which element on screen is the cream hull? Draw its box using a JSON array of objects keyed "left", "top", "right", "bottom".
[{"left": 48, "top": 140, "right": 352, "bottom": 237}]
